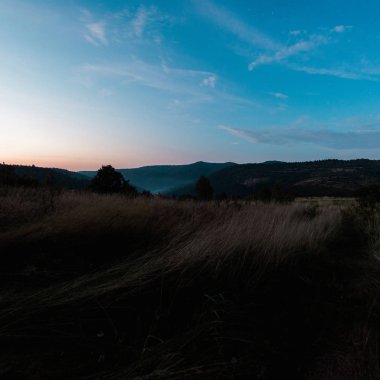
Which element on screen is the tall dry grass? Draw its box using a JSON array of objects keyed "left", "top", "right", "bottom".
[
  {"left": 0, "top": 190, "right": 340, "bottom": 297},
  {"left": 0, "top": 188, "right": 379, "bottom": 380}
]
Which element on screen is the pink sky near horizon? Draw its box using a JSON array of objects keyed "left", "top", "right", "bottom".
[{"left": 2, "top": 151, "right": 230, "bottom": 171}]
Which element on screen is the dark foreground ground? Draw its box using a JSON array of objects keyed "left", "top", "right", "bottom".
[{"left": 0, "top": 188, "right": 380, "bottom": 379}]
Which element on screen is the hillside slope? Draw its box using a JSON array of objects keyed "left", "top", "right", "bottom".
[
  {"left": 1, "top": 164, "right": 90, "bottom": 189},
  {"left": 175, "top": 159, "right": 380, "bottom": 197},
  {"left": 80, "top": 161, "right": 236, "bottom": 193}
]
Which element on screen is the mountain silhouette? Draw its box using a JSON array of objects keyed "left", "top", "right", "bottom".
[{"left": 80, "top": 161, "right": 236, "bottom": 193}]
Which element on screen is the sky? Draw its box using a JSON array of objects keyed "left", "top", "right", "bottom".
[{"left": 2, "top": 0, "right": 380, "bottom": 170}]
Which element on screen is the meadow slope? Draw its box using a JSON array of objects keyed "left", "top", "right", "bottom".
[{"left": 0, "top": 188, "right": 379, "bottom": 379}]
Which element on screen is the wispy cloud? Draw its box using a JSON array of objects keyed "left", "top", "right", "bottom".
[
  {"left": 82, "top": 59, "right": 216, "bottom": 99},
  {"left": 193, "top": 0, "right": 281, "bottom": 51},
  {"left": 249, "top": 34, "right": 328, "bottom": 70},
  {"left": 219, "top": 125, "right": 259, "bottom": 143},
  {"left": 247, "top": 25, "right": 375, "bottom": 81},
  {"left": 78, "top": 4, "right": 267, "bottom": 109},
  {"left": 290, "top": 64, "right": 379, "bottom": 81},
  {"left": 193, "top": 1, "right": 367, "bottom": 82},
  {"left": 131, "top": 6, "right": 150, "bottom": 38},
  {"left": 269, "top": 92, "right": 288, "bottom": 100},
  {"left": 202, "top": 75, "right": 217, "bottom": 88},
  {"left": 332, "top": 25, "right": 352, "bottom": 33},
  {"left": 220, "top": 124, "right": 380, "bottom": 149},
  {"left": 84, "top": 22, "right": 108, "bottom": 46},
  {"left": 81, "top": 59, "right": 266, "bottom": 109},
  {"left": 130, "top": 5, "right": 158, "bottom": 38},
  {"left": 81, "top": 5, "right": 169, "bottom": 47}
]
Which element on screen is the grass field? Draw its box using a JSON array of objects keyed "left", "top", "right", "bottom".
[{"left": 1, "top": 188, "right": 379, "bottom": 379}]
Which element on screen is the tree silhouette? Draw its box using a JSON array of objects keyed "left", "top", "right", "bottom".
[
  {"left": 0, "top": 164, "right": 17, "bottom": 186},
  {"left": 195, "top": 176, "right": 213, "bottom": 200},
  {"left": 91, "top": 165, "right": 137, "bottom": 195}
]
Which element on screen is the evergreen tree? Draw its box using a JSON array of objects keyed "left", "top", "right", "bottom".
[
  {"left": 91, "top": 165, "right": 137, "bottom": 195},
  {"left": 195, "top": 176, "right": 213, "bottom": 200}
]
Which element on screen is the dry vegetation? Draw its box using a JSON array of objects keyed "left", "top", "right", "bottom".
[{"left": 1, "top": 188, "right": 380, "bottom": 379}]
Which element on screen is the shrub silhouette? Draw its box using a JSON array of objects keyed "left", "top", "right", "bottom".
[
  {"left": 356, "top": 183, "right": 380, "bottom": 209},
  {"left": 140, "top": 190, "right": 153, "bottom": 198},
  {"left": 90, "top": 165, "right": 137, "bottom": 195},
  {"left": 254, "top": 185, "right": 272, "bottom": 203},
  {"left": 195, "top": 175, "right": 213, "bottom": 200},
  {"left": 272, "top": 183, "right": 295, "bottom": 203}
]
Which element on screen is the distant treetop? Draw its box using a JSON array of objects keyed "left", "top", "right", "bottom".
[
  {"left": 195, "top": 175, "right": 214, "bottom": 200},
  {"left": 90, "top": 165, "right": 137, "bottom": 195}
]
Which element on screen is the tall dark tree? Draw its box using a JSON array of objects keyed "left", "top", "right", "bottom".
[
  {"left": 91, "top": 165, "right": 137, "bottom": 195},
  {"left": 195, "top": 175, "right": 213, "bottom": 200}
]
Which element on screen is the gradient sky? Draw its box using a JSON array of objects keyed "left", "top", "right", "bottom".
[{"left": 2, "top": 0, "right": 380, "bottom": 170}]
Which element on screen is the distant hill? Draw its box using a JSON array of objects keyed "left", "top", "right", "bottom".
[
  {"left": 174, "top": 159, "right": 380, "bottom": 197},
  {"left": 80, "top": 161, "right": 236, "bottom": 193},
  {"left": 6, "top": 159, "right": 380, "bottom": 197},
  {"left": 1, "top": 164, "right": 90, "bottom": 189}
]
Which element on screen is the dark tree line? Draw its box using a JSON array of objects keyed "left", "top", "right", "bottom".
[
  {"left": 253, "top": 184, "right": 294, "bottom": 203},
  {"left": 5, "top": 162, "right": 380, "bottom": 206},
  {"left": 90, "top": 165, "right": 138, "bottom": 196},
  {"left": 0, "top": 164, "right": 39, "bottom": 187}
]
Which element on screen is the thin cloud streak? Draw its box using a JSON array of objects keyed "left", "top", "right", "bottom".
[
  {"left": 193, "top": 0, "right": 281, "bottom": 51},
  {"left": 332, "top": 25, "right": 352, "bottom": 33},
  {"left": 193, "top": 1, "right": 362, "bottom": 81},
  {"left": 82, "top": 61, "right": 214, "bottom": 96},
  {"left": 270, "top": 92, "right": 288, "bottom": 100},
  {"left": 82, "top": 61, "right": 266, "bottom": 109},
  {"left": 249, "top": 34, "right": 328, "bottom": 70},
  {"left": 290, "top": 64, "right": 380, "bottom": 81},
  {"left": 219, "top": 125, "right": 258, "bottom": 143},
  {"left": 220, "top": 124, "right": 380, "bottom": 150},
  {"left": 84, "top": 22, "right": 108, "bottom": 46},
  {"left": 81, "top": 5, "right": 168, "bottom": 46},
  {"left": 127, "top": 5, "right": 167, "bottom": 40}
]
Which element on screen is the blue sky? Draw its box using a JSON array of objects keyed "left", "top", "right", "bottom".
[{"left": 2, "top": 0, "right": 380, "bottom": 169}]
